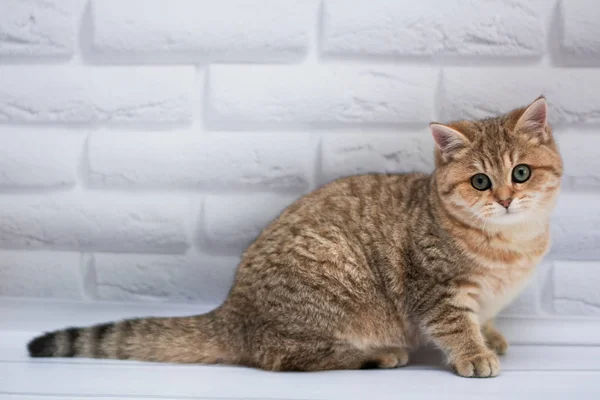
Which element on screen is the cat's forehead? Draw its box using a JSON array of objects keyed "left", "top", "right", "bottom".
[
  {"left": 454, "top": 117, "right": 526, "bottom": 170},
  {"left": 452, "top": 116, "right": 510, "bottom": 141},
  {"left": 470, "top": 145, "right": 516, "bottom": 173}
]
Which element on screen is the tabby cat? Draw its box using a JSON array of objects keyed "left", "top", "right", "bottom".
[{"left": 28, "top": 97, "right": 562, "bottom": 378}]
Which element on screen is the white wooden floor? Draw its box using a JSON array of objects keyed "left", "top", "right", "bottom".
[{"left": 1, "top": 298, "right": 600, "bottom": 400}]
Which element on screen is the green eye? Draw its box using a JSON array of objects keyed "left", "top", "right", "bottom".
[
  {"left": 512, "top": 164, "right": 531, "bottom": 183},
  {"left": 471, "top": 173, "right": 491, "bottom": 191}
]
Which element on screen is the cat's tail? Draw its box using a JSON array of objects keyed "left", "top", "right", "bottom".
[{"left": 27, "top": 309, "right": 245, "bottom": 364}]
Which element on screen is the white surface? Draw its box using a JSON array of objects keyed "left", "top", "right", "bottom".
[{"left": 1, "top": 300, "right": 600, "bottom": 399}]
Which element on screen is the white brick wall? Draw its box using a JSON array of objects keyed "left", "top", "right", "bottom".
[
  {"left": 91, "top": 0, "right": 318, "bottom": 63},
  {"left": 440, "top": 68, "right": 600, "bottom": 123},
  {"left": 560, "top": 0, "right": 600, "bottom": 62},
  {"left": 553, "top": 261, "right": 600, "bottom": 315},
  {"left": 207, "top": 65, "right": 437, "bottom": 127},
  {"left": 322, "top": 0, "right": 550, "bottom": 59},
  {"left": 87, "top": 131, "right": 316, "bottom": 191},
  {"left": 0, "top": 128, "right": 81, "bottom": 189},
  {"left": 202, "top": 194, "right": 298, "bottom": 254},
  {"left": 320, "top": 131, "right": 435, "bottom": 184},
  {"left": 93, "top": 252, "right": 240, "bottom": 303},
  {"left": 0, "top": 193, "right": 190, "bottom": 253},
  {"left": 0, "top": 66, "right": 194, "bottom": 124},
  {"left": 0, "top": 0, "right": 599, "bottom": 324},
  {"left": 0, "top": 0, "right": 76, "bottom": 57},
  {"left": 0, "top": 251, "right": 82, "bottom": 299}
]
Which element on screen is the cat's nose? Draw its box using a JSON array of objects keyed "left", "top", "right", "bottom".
[{"left": 497, "top": 198, "right": 513, "bottom": 209}]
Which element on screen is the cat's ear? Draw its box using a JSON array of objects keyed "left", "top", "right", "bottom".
[
  {"left": 430, "top": 123, "right": 470, "bottom": 160},
  {"left": 515, "top": 96, "right": 550, "bottom": 142}
]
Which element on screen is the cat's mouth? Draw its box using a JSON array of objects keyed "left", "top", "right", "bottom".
[{"left": 490, "top": 208, "right": 529, "bottom": 225}]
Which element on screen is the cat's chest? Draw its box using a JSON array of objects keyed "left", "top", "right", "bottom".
[
  {"left": 460, "top": 228, "right": 549, "bottom": 322},
  {"left": 473, "top": 255, "right": 541, "bottom": 322}
]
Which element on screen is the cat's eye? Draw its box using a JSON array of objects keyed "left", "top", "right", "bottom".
[
  {"left": 471, "top": 173, "right": 491, "bottom": 191},
  {"left": 512, "top": 164, "right": 531, "bottom": 183}
]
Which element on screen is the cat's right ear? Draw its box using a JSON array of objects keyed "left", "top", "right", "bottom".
[
  {"left": 514, "top": 96, "right": 550, "bottom": 143},
  {"left": 430, "top": 123, "right": 470, "bottom": 161}
]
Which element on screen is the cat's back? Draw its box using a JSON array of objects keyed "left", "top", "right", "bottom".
[
  {"left": 238, "top": 172, "right": 432, "bottom": 280},
  {"left": 286, "top": 172, "right": 431, "bottom": 218},
  {"left": 259, "top": 173, "right": 431, "bottom": 246},
  {"left": 312, "top": 172, "right": 429, "bottom": 200}
]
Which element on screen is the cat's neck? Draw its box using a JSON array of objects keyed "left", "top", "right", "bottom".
[
  {"left": 488, "top": 218, "right": 550, "bottom": 242},
  {"left": 439, "top": 211, "right": 550, "bottom": 271}
]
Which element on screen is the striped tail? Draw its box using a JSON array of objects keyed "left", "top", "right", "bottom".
[{"left": 27, "top": 310, "right": 243, "bottom": 364}]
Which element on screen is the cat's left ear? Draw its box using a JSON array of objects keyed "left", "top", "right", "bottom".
[{"left": 515, "top": 96, "right": 550, "bottom": 142}]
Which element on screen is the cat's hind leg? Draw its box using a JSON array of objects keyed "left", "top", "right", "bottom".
[
  {"left": 392, "top": 347, "right": 410, "bottom": 367},
  {"left": 360, "top": 347, "right": 410, "bottom": 369},
  {"left": 254, "top": 340, "right": 409, "bottom": 372}
]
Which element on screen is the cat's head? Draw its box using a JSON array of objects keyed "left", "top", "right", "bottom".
[{"left": 431, "top": 96, "right": 563, "bottom": 229}]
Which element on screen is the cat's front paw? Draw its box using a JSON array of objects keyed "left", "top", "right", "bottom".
[
  {"left": 485, "top": 330, "right": 508, "bottom": 355},
  {"left": 452, "top": 351, "right": 500, "bottom": 378}
]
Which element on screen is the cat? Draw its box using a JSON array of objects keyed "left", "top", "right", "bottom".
[{"left": 27, "top": 96, "right": 562, "bottom": 378}]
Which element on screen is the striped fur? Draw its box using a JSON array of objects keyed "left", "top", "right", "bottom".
[{"left": 29, "top": 312, "right": 247, "bottom": 364}]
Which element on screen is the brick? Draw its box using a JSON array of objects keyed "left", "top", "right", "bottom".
[
  {"left": 0, "top": 66, "right": 194, "bottom": 124},
  {"left": 560, "top": 0, "right": 600, "bottom": 61},
  {"left": 440, "top": 68, "right": 600, "bottom": 124},
  {"left": 208, "top": 66, "right": 438, "bottom": 127},
  {"left": 550, "top": 193, "right": 600, "bottom": 259},
  {"left": 0, "top": 0, "right": 75, "bottom": 57},
  {"left": 0, "top": 128, "right": 80, "bottom": 189},
  {"left": 87, "top": 131, "right": 315, "bottom": 192},
  {"left": 320, "top": 131, "right": 435, "bottom": 184},
  {"left": 94, "top": 252, "right": 239, "bottom": 304},
  {"left": 556, "top": 132, "right": 600, "bottom": 190},
  {"left": 91, "top": 0, "right": 317, "bottom": 62},
  {"left": 0, "top": 250, "right": 82, "bottom": 299},
  {"left": 553, "top": 261, "right": 600, "bottom": 315},
  {"left": 203, "top": 194, "right": 298, "bottom": 254},
  {"left": 0, "top": 193, "right": 189, "bottom": 253},
  {"left": 323, "top": 0, "right": 548, "bottom": 58},
  {"left": 499, "top": 282, "right": 538, "bottom": 316}
]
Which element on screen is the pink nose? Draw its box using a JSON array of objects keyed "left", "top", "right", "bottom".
[{"left": 498, "top": 198, "right": 513, "bottom": 209}]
